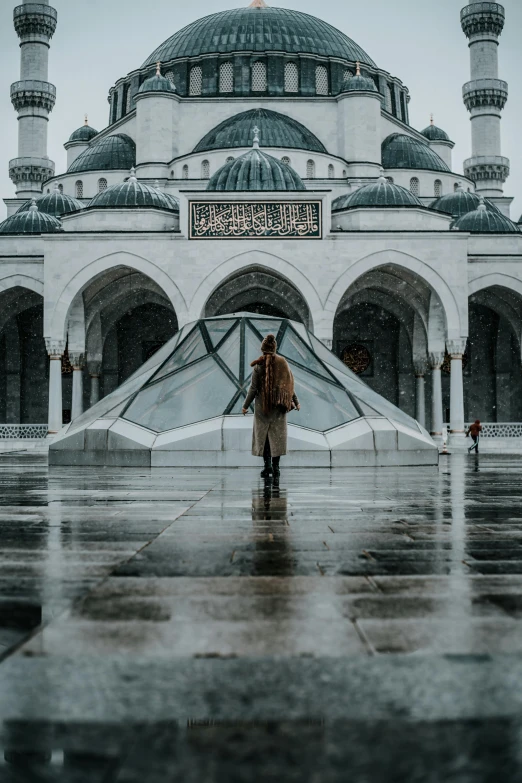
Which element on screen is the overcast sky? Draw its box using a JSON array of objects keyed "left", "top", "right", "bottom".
[{"left": 0, "top": 0, "right": 520, "bottom": 220}]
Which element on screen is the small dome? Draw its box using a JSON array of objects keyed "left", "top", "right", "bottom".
[
  {"left": 68, "top": 134, "right": 136, "bottom": 174},
  {"left": 17, "top": 186, "right": 84, "bottom": 216},
  {"left": 87, "top": 169, "right": 179, "bottom": 211},
  {"left": 452, "top": 200, "right": 519, "bottom": 234},
  {"left": 420, "top": 119, "right": 450, "bottom": 142},
  {"left": 333, "top": 175, "right": 422, "bottom": 211},
  {"left": 69, "top": 117, "right": 98, "bottom": 143},
  {"left": 207, "top": 139, "right": 305, "bottom": 192},
  {"left": 382, "top": 133, "right": 450, "bottom": 173},
  {"left": 0, "top": 201, "right": 62, "bottom": 235},
  {"left": 139, "top": 64, "right": 176, "bottom": 94},
  {"left": 194, "top": 108, "right": 326, "bottom": 154},
  {"left": 430, "top": 187, "right": 501, "bottom": 218},
  {"left": 343, "top": 64, "right": 377, "bottom": 93}
]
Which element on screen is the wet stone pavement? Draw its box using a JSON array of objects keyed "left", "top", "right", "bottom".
[{"left": 0, "top": 454, "right": 522, "bottom": 781}]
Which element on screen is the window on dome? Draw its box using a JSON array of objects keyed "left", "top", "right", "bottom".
[
  {"left": 342, "top": 169, "right": 347, "bottom": 178},
  {"left": 306, "top": 160, "right": 315, "bottom": 179},
  {"left": 389, "top": 85, "right": 397, "bottom": 117},
  {"left": 189, "top": 66, "right": 202, "bottom": 96},
  {"left": 384, "top": 85, "right": 393, "bottom": 113},
  {"left": 98, "top": 178, "right": 108, "bottom": 193},
  {"left": 251, "top": 61, "right": 267, "bottom": 92},
  {"left": 165, "top": 71, "right": 175, "bottom": 86},
  {"left": 226, "top": 157, "right": 234, "bottom": 163},
  {"left": 58, "top": 184, "right": 63, "bottom": 194},
  {"left": 328, "top": 164, "right": 335, "bottom": 179},
  {"left": 281, "top": 156, "right": 291, "bottom": 166},
  {"left": 454, "top": 182, "right": 460, "bottom": 192},
  {"left": 285, "top": 62, "right": 299, "bottom": 93},
  {"left": 201, "top": 160, "right": 210, "bottom": 179},
  {"left": 434, "top": 179, "right": 442, "bottom": 197},
  {"left": 182, "top": 165, "right": 189, "bottom": 180},
  {"left": 409, "top": 177, "right": 420, "bottom": 196},
  {"left": 75, "top": 181, "right": 83, "bottom": 199},
  {"left": 315, "top": 65, "right": 328, "bottom": 96},
  {"left": 219, "top": 62, "right": 234, "bottom": 94}
]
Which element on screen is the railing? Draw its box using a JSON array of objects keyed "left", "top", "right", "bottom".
[
  {"left": 0, "top": 424, "right": 48, "bottom": 440},
  {"left": 445, "top": 423, "right": 522, "bottom": 438}
]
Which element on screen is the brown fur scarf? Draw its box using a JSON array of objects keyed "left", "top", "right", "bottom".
[{"left": 251, "top": 354, "right": 295, "bottom": 415}]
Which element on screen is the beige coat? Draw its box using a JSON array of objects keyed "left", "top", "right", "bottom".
[{"left": 244, "top": 363, "right": 299, "bottom": 458}]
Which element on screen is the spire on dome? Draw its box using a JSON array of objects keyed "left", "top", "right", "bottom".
[
  {"left": 29, "top": 199, "right": 38, "bottom": 212},
  {"left": 249, "top": 0, "right": 268, "bottom": 7},
  {"left": 430, "top": 113, "right": 434, "bottom": 125},
  {"left": 129, "top": 167, "right": 138, "bottom": 183},
  {"left": 252, "top": 126, "right": 260, "bottom": 149},
  {"left": 356, "top": 61, "right": 361, "bottom": 76},
  {"left": 84, "top": 114, "right": 89, "bottom": 126},
  {"left": 156, "top": 61, "right": 161, "bottom": 76}
]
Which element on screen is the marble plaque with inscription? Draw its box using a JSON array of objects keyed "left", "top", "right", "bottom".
[{"left": 189, "top": 201, "right": 322, "bottom": 239}]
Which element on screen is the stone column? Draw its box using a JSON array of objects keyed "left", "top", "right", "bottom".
[
  {"left": 413, "top": 360, "right": 427, "bottom": 429},
  {"left": 87, "top": 360, "right": 101, "bottom": 407},
  {"left": 69, "top": 352, "right": 84, "bottom": 421},
  {"left": 45, "top": 338, "right": 65, "bottom": 434},
  {"left": 447, "top": 339, "right": 467, "bottom": 444},
  {"left": 429, "top": 352, "right": 445, "bottom": 443}
]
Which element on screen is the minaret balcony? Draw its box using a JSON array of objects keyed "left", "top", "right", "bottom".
[
  {"left": 9, "top": 156, "right": 55, "bottom": 186},
  {"left": 461, "top": 2, "right": 505, "bottom": 38},
  {"left": 13, "top": 4, "right": 57, "bottom": 40},
  {"left": 463, "top": 78, "right": 508, "bottom": 111},
  {"left": 464, "top": 154, "right": 510, "bottom": 184},
  {"left": 10, "top": 80, "right": 56, "bottom": 112}
]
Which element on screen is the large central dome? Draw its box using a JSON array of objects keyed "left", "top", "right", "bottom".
[{"left": 142, "top": 6, "right": 376, "bottom": 67}]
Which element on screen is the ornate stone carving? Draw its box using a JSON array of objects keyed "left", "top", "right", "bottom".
[
  {"left": 461, "top": 2, "right": 505, "bottom": 38},
  {"left": 189, "top": 201, "right": 322, "bottom": 240},
  {"left": 342, "top": 344, "right": 371, "bottom": 375},
  {"left": 10, "top": 80, "right": 56, "bottom": 112},
  {"left": 45, "top": 338, "right": 65, "bottom": 358},
  {"left": 446, "top": 339, "right": 468, "bottom": 358},
  {"left": 413, "top": 359, "right": 427, "bottom": 377},
  {"left": 68, "top": 352, "right": 85, "bottom": 370},
  {"left": 9, "top": 156, "right": 55, "bottom": 188},
  {"left": 13, "top": 4, "right": 58, "bottom": 41},
  {"left": 463, "top": 79, "right": 508, "bottom": 111},
  {"left": 463, "top": 155, "right": 510, "bottom": 185},
  {"left": 428, "top": 352, "right": 445, "bottom": 370},
  {"left": 87, "top": 360, "right": 102, "bottom": 376}
]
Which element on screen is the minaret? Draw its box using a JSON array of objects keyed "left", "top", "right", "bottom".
[
  {"left": 10, "top": 0, "right": 57, "bottom": 199},
  {"left": 461, "top": 2, "right": 509, "bottom": 196}
]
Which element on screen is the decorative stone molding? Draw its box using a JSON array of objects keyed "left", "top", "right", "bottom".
[
  {"left": 9, "top": 156, "right": 55, "bottom": 187},
  {"left": 463, "top": 155, "right": 510, "bottom": 185},
  {"left": 69, "top": 352, "right": 85, "bottom": 370},
  {"left": 461, "top": 2, "right": 505, "bottom": 38},
  {"left": 463, "top": 79, "right": 508, "bottom": 111},
  {"left": 413, "top": 359, "right": 427, "bottom": 377},
  {"left": 13, "top": 4, "right": 58, "bottom": 40},
  {"left": 10, "top": 80, "right": 56, "bottom": 112},
  {"left": 87, "top": 360, "right": 102, "bottom": 376},
  {"left": 446, "top": 339, "right": 468, "bottom": 358},
  {"left": 45, "top": 338, "right": 66, "bottom": 358},
  {"left": 428, "top": 352, "right": 445, "bottom": 370}
]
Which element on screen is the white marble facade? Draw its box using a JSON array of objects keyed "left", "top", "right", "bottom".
[{"left": 1, "top": 0, "right": 521, "bottom": 447}]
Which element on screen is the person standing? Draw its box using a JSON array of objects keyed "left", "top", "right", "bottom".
[
  {"left": 467, "top": 419, "right": 482, "bottom": 453},
  {"left": 242, "top": 334, "right": 300, "bottom": 480}
]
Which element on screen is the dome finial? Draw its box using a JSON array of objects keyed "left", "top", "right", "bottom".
[
  {"left": 478, "top": 195, "right": 487, "bottom": 212},
  {"left": 249, "top": 0, "right": 267, "bottom": 7},
  {"left": 356, "top": 61, "right": 361, "bottom": 76},
  {"left": 430, "top": 113, "right": 434, "bottom": 125},
  {"left": 129, "top": 167, "right": 137, "bottom": 183},
  {"left": 84, "top": 114, "right": 89, "bottom": 126},
  {"left": 29, "top": 199, "right": 38, "bottom": 212},
  {"left": 156, "top": 61, "right": 161, "bottom": 76},
  {"left": 253, "top": 126, "right": 260, "bottom": 149}
]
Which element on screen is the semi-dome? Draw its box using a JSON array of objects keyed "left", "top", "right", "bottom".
[
  {"left": 68, "top": 134, "right": 136, "bottom": 174},
  {"left": 382, "top": 133, "right": 450, "bottom": 173},
  {"left": 69, "top": 117, "right": 98, "bottom": 143},
  {"left": 142, "top": 6, "right": 376, "bottom": 67},
  {"left": 207, "top": 138, "right": 305, "bottom": 191},
  {"left": 0, "top": 202, "right": 62, "bottom": 235},
  {"left": 17, "top": 186, "right": 84, "bottom": 216},
  {"left": 333, "top": 175, "right": 422, "bottom": 211},
  {"left": 87, "top": 170, "right": 179, "bottom": 211},
  {"left": 452, "top": 201, "right": 519, "bottom": 234},
  {"left": 194, "top": 108, "right": 327, "bottom": 154},
  {"left": 420, "top": 119, "right": 450, "bottom": 142},
  {"left": 430, "top": 187, "right": 501, "bottom": 218},
  {"left": 138, "top": 65, "right": 176, "bottom": 94}
]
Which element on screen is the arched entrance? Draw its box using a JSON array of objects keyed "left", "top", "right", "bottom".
[{"left": 204, "top": 267, "right": 312, "bottom": 328}]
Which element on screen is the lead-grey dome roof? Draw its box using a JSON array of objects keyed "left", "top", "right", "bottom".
[
  {"left": 452, "top": 201, "right": 519, "bottom": 234},
  {"left": 142, "top": 6, "right": 376, "bottom": 67},
  {"left": 68, "top": 134, "right": 136, "bottom": 174},
  {"left": 194, "top": 109, "right": 326, "bottom": 154},
  {"left": 0, "top": 202, "right": 62, "bottom": 235},
  {"left": 382, "top": 133, "right": 450, "bottom": 173},
  {"left": 17, "top": 187, "right": 84, "bottom": 216},
  {"left": 87, "top": 171, "right": 179, "bottom": 211},
  {"left": 430, "top": 188, "right": 501, "bottom": 218},
  {"left": 207, "top": 145, "right": 305, "bottom": 191},
  {"left": 69, "top": 120, "right": 98, "bottom": 143},
  {"left": 333, "top": 176, "right": 422, "bottom": 211}
]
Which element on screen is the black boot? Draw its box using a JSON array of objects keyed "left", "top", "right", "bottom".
[
  {"left": 272, "top": 456, "right": 281, "bottom": 480},
  {"left": 261, "top": 457, "right": 272, "bottom": 478}
]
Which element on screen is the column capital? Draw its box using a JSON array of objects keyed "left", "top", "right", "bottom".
[
  {"left": 447, "top": 339, "right": 467, "bottom": 358},
  {"left": 413, "top": 359, "right": 427, "bottom": 377},
  {"left": 45, "top": 337, "right": 65, "bottom": 357},
  {"left": 87, "top": 360, "right": 102, "bottom": 376},
  {"left": 69, "top": 351, "right": 85, "bottom": 370},
  {"left": 428, "top": 351, "right": 445, "bottom": 369}
]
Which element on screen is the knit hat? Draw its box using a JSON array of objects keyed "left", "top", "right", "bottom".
[{"left": 261, "top": 334, "right": 277, "bottom": 354}]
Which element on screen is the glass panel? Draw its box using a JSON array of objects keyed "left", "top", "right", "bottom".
[
  {"left": 124, "top": 356, "right": 237, "bottom": 432},
  {"left": 230, "top": 395, "right": 252, "bottom": 414},
  {"left": 352, "top": 398, "right": 381, "bottom": 417},
  {"left": 244, "top": 325, "right": 263, "bottom": 384},
  {"left": 249, "top": 318, "right": 284, "bottom": 339},
  {"left": 150, "top": 326, "right": 207, "bottom": 382},
  {"left": 279, "top": 328, "right": 335, "bottom": 380},
  {"left": 309, "top": 334, "right": 368, "bottom": 388},
  {"left": 217, "top": 327, "right": 241, "bottom": 380},
  {"left": 205, "top": 319, "right": 237, "bottom": 348},
  {"left": 67, "top": 371, "right": 151, "bottom": 434},
  {"left": 350, "top": 390, "right": 418, "bottom": 430},
  {"left": 124, "top": 334, "right": 180, "bottom": 385},
  {"left": 291, "top": 364, "right": 360, "bottom": 432},
  {"left": 290, "top": 322, "right": 311, "bottom": 346}
]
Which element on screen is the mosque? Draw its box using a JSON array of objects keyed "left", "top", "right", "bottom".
[{"left": 1, "top": 0, "right": 521, "bottom": 455}]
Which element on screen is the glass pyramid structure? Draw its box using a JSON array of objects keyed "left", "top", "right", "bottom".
[{"left": 51, "top": 314, "right": 436, "bottom": 467}]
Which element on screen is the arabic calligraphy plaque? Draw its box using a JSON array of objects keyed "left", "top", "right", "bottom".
[{"left": 189, "top": 201, "right": 322, "bottom": 240}]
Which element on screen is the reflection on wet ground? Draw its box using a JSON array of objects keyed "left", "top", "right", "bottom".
[{"left": 1, "top": 453, "right": 522, "bottom": 780}]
